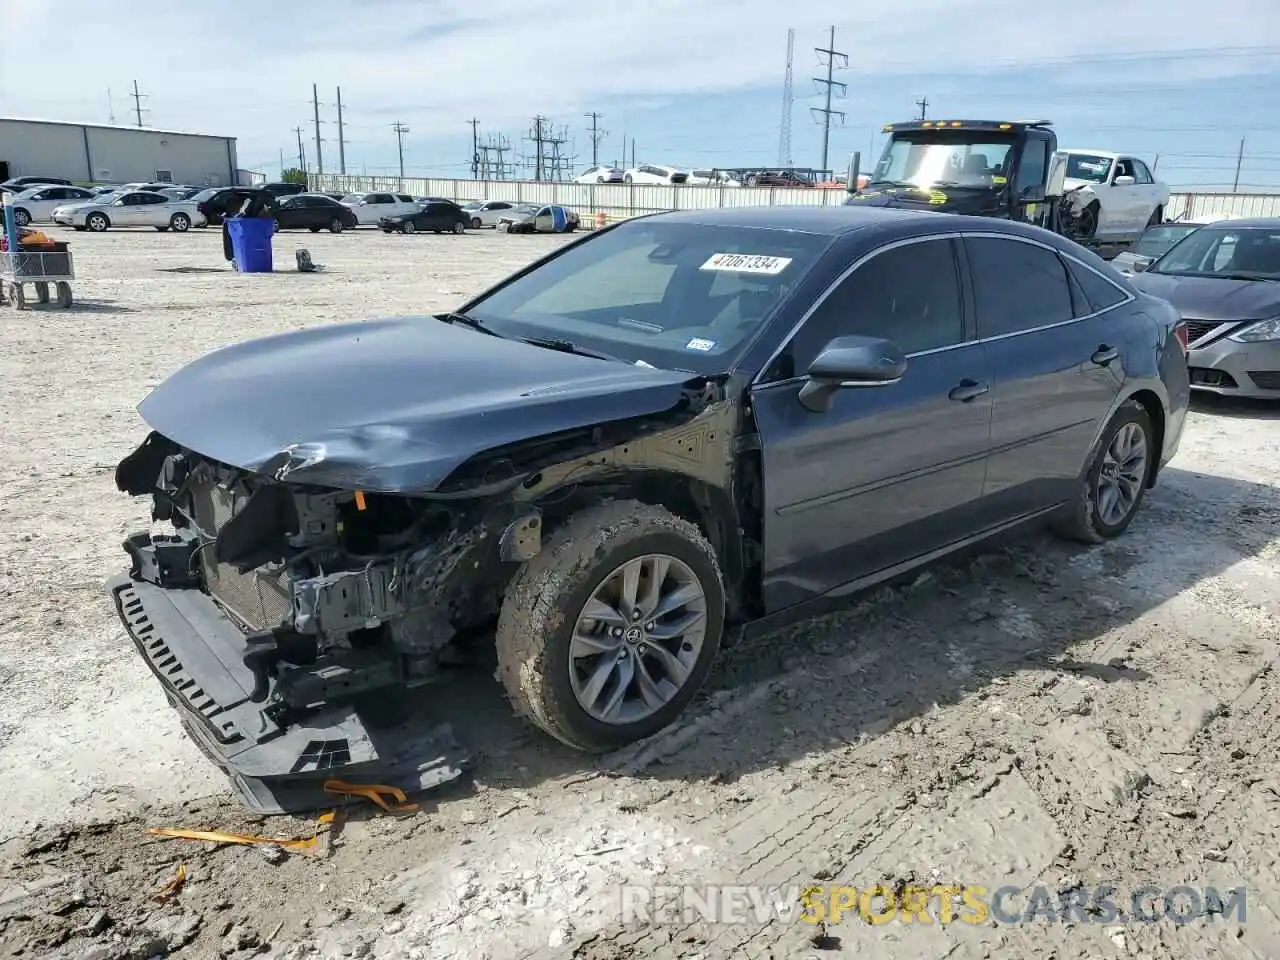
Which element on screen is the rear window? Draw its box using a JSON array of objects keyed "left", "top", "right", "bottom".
[{"left": 467, "top": 220, "right": 832, "bottom": 372}]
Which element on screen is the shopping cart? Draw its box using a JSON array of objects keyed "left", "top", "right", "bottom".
[{"left": 0, "top": 245, "right": 75, "bottom": 309}]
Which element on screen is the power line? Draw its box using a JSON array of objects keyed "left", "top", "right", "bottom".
[
  {"left": 777, "top": 28, "right": 795, "bottom": 167},
  {"left": 810, "top": 25, "right": 848, "bottom": 175},
  {"left": 311, "top": 83, "right": 325, "bottom": 175},
  {"left": 130, "top": 80, "right": 149, "bottom": 128},
  {"left": 391, "top": 122, "right": 409, "bottom": 179}
]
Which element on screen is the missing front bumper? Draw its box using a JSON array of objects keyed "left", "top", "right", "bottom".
[{"left": 107, "top": 572, "right": 469, "bottom": 814}]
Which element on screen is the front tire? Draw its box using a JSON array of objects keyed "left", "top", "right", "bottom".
[
  {"left": 1147, "top": 206, "right": 1163, "bottom": 227},
  {"left": 86, "top": 213, "right": 109, "bottom": 232},
  {"left": 402, "top": 221, "right": 415, "bottom": 234},
  {"left": 170, "top": 213, "right": 191, "bottom": 232},
  {"left": 1053, "top": 400, "right": 1153, "bottom": 544},
  {"left": 471, "top": 217, "right": 482, "bottom": 229},
  {"left": 495, "top": 500, "right": 725, "bottom": 753},
  {"left": 13, "top": 209, "right": 30, "bottom": 227}
]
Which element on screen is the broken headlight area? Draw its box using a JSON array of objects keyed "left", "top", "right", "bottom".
[{"left": 115, "top": 433, "right": 532, "bottom": 731}]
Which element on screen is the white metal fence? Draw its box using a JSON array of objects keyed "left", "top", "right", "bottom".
[{"left": 311, "top": 174, "right": 1280, "bottom": 223}]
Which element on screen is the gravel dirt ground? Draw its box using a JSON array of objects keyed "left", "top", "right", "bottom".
[{"left": 1, "top": 226, "right": 1278, "bottom": 960}]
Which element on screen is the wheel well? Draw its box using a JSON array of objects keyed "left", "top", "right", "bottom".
[
  {"left": 13, "top": 207, "right": 29, "bottom": 217},
  {"left": 534, "top": 471, "right": 747, "bottom": 620},
  {"left": 1127, "top": 389, "right": 1165, "bottom": 487},
  {"left": 89, "top": 211, "right": 110, "bottom": 225}
]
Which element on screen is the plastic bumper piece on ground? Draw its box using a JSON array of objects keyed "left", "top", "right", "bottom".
[{"left": 106, "top": 573, "right": 468, "bottom": 814}]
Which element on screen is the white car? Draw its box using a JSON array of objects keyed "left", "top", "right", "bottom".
[
  {"left": 340, "top": 191, "right": 420, "bottom": 226},
  {"left": 1059, "top": 150, "right": 1170, "bottom": 243},
  {"left": 685, "top": 169, "right": 741, "bottom": 187},
  {"left": 459, "top": 200, "right": 521, "bottom": 228},
  {"left": 575, "top": 166, "right": 624, "bottom": 184},
  {"left": 622, "top": 164, "right": 689, "bottom": 185},
  {"left": 51, "top": 189, "right": 207, "bottom": 232},
  {"left": 6, "top": 184, "right": 98, "bottom": 225}
]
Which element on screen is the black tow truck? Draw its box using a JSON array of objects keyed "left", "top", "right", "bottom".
[{"left": 844, "top": 119, "right": 1126, "bottom": 255}]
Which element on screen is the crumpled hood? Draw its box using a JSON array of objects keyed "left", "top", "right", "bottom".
[
  {"left": 137, "top": 316, "right": 697, "bottom": 493},
  {"left": 1129, "top": 273, "right": 1280, "bottom": 323}
]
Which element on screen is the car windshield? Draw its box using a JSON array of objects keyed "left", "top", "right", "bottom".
[
  {"left": 93, "top": 192, "right": 124, "bottom": 204},
  {"left": 341, "top": 194, "right": 362, "bottom": 203},
  {"left": 1131, "top": 224, "right": 1201, "bottom": 258},
  {"left": 462, "top": 201, "right": 483, "bottom": 210},
  {"left": 1066, "top": 154, "right": 1113, "bottom": 183},
  {"left": 464, "top": 220, "right": 832, "bottom": 373},
  {"left": 1148, "top": 225, "right": 1280, "bottom": 279},
  {"left": 870, "top": 133, "right": 1015, "bottom": 189}
]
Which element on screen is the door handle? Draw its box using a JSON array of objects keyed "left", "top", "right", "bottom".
[
  {"left": 949, "top": 379, "right": 990, "bottom": 402},
  {"left": 1091, "top": 344, "right": 1119, "bottom": 365}
]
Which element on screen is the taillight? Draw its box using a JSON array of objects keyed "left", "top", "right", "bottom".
[{"left": 1174, "top": 320, "right": 1189, "bottom": 354}]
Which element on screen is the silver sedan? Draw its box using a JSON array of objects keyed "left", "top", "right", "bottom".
[{"left": 51, "top": 190, "right": 207, "bottom": 232}]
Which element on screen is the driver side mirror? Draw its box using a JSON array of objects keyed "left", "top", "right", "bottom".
[
  {"left": 797, "top": 335, "right": 907, "bottom": 413},
  {"left": 1131, "top": 260, "right": 1150, "bottom": 273},
  {"left": 1113, "top": 175, "right": 1136, "bottom": 186}
]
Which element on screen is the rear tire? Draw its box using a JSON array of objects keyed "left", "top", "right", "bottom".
[
  {"left": 495, "top": 500, "right": 725, "bottom": 753},
  {"left": 453, "top": 221, "right": 465, "bottom": 234},
  {"left": 1053, "top": 400, "right": 1154, "bottom": 544},
  {"left": 329, "top": 217, "right": 344, "bottom": 233},
  {"left": 309, "top": 225, "right": 321, "bottom": 233}
]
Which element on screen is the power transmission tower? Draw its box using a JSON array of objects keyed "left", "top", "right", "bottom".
[
  {"left": 336, "top": 87, "right": 348, "bottom": 175},
  {"left": 391, "top": 122, "right": 409, "bottom": 179},
  {"left": 915, "top": 96, "right": 929, "bottom": 120},
  {"left": 468, "top": 118, "right": 481, "bottom": 178},
  {"left": 491, "top": 135, "right": 513, "bottom": 180},
  {"left": 311, "top": 83, "right": 325, "bottom": 175},
  {"left": 584, "top": 112, "right": 605, "bottom": 168},
  {"left": 546, "top": 124, "right": 573, "bottom": 180},
  {"left": 130, "top": 81, "right": 149, "bottom": 127},
  {"left": 810, "top": 25, "right": 848, "bottom": 175},
  {"left": 777, "top": 28, "right": 795, "bottom": 167},
  {"left": 524, "top": 116, "right": 549, "bottom": 181},
  {"left": 294, "top": 126, "right": 307, "bottom": 174}
]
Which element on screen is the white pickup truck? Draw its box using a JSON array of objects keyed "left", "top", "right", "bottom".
[{"left": 1058, "top": 150, "right": 1170, "bottom": 244}]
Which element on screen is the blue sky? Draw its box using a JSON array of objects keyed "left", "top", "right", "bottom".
[{"left": 3, "top": 0, "right": 1280, "bottom": 191}]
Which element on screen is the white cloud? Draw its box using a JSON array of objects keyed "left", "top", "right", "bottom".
[{"left": 2, "top": 0, "right": 1277, "bottom": 170}]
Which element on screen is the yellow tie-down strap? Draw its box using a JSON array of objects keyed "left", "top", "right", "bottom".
[{"left": 146, "top": 780, "right": 418, "bottom": 857}]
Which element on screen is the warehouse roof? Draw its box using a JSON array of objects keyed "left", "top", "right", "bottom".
[{"left": 0, "top": 116, "right": 235, "bottom": 142}]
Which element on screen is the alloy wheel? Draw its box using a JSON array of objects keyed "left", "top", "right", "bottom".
[
  {"left": 1096, "top": 421, "right": 1147, "bottom": 526},
  {"left": 569, "top": 554, "right": 708, "bottom": 725}
]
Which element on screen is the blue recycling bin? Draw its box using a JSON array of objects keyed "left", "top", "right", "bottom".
[{"left": 226, "top": 216, "right": 274, "bottom": 273}]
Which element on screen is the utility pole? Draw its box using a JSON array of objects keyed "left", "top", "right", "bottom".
[
  {"left": 1233, "top": 137, "right": 1245, "bottom": 193},
  {"left": 584, "top": 112, "right": 605, "bottom": 167},
  {"left": 630, "top": 138, "right": 636, "bottom": 170},
  {"left": 391, "top": 122, "right": 409, "bottom": 178},
  {"left": 107, "top": 89, "right": 116, "bottom": 124},
  {"left": 311, "top": 83, "right": 324, "bottom": 175},
  {"left": 526, "top": 115, "right": 548, "bottom": 181},
  {"left": 279, "top": 147, "right": 286, "bottom": 178},
  {"left": 468, "top": 118, "right": 481, "bottom": 178},
  {"left": 294, "top": 126, "right": 307, "bottom": 174},
  {"left": 810, "top": 26, "right": 848, "bottom": 175},
  {"left": 336, "top": 87, "right": 347, "bottom": 175},
  {"left": 915, "top": 96, "right": 929, "bottom": 120},
  {"left": 130, "top": 80, "right": 148, "bottom": 127}
]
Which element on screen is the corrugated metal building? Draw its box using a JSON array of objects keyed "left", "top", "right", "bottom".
[{"left": 0, "top": 118, "right": 238, "bottom": 186}]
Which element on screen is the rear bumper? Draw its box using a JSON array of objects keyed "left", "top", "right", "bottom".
[{"left": 107, "top": 555, "right": 467, "bottom": 814}]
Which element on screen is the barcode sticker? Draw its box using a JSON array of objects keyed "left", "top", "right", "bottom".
[{"left": 700, "top": 253, "right": 793, "bottom": 275}]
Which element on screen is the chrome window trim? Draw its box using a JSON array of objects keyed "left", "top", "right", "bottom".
[{"left": 752, "top": 229, "right": 1136, "bottom": 389}]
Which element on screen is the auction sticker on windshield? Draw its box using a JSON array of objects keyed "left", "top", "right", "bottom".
[{"left": 700, "top": 253, "right": 792, "bottom": 274}]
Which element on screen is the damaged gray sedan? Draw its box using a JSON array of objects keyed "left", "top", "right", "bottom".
[{"left": 108, "top": 206, "right": 1188, "bottom": 813}]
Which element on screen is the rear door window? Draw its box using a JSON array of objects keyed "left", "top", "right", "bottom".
[{"left": 965, "top": 236, "right": 1074, "bottom": 337}]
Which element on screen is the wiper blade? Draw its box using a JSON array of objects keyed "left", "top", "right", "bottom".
[
  {"left": 1217, "top": 272, "right": 1278, "bottom": 282},
  {"left": 441, "top": 312, "right": 503, "bottom": 336},
  {"left": 520, "top": 336, "right": 625, "bottom": 363}
]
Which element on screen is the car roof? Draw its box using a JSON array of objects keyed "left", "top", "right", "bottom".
[
  {"left": 1064, "top": 149, "right": 1120, "bottom": 157},
  {"left": 1189, "top": 216, "right": 1280, "bottom": 229},
  {"left": 649, "top": 204, "right": 944, "bottom": 235}
]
